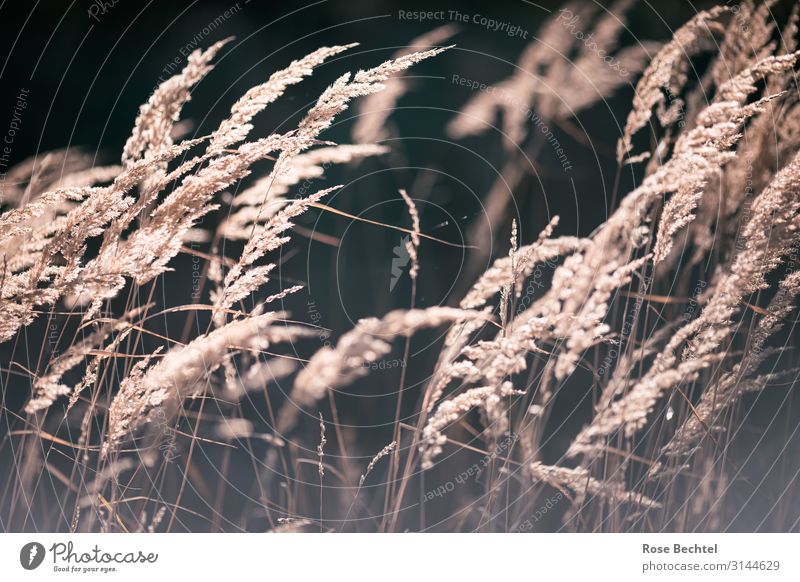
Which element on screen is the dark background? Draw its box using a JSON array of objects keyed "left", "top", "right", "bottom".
[
  {"left": 0, "top": 0, "right": 727, "bottom": 340},
  {"left": 2, "top": 0, "right": 799, "bottom": 532}
]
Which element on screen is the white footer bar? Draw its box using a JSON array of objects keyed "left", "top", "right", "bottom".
[{"left": 1, "top": 533, "right": 797, "bottom": 581}]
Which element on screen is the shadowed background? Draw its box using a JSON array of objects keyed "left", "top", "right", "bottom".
[{"left": 1, "top": 0, "right": 798, "bottom": 532}]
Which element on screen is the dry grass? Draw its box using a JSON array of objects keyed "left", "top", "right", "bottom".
[{"left": 1, "top": 0, "right": 799, "bottom": 533}]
